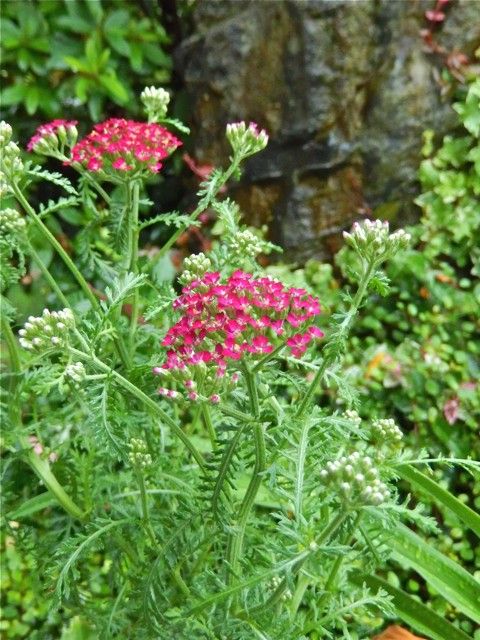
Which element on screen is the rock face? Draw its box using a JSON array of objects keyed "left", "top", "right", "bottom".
[{"left": 177, "top": 0, "right": 480, "bottom": 260}]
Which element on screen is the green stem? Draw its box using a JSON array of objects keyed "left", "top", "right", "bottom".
[
  {"left": 28, "top": 243, "right": 70, "bottom": 307},
  {"left": 238, "top": 511, "right": 349, "bottom": 617},
  {"left": 317, "top": 511, "right": 363, "bottom": 608},
  {"left": 155, "top": 154, "right": 241, "bottom": 262},
  {"left": 135, "top": 469, "right": 158, "bottom": 547},
  {"left": 1, "top": 316, "right": 85, "bottom": 520},
  {"left": 295, "top": 259, "right": 376, "bottom": 418},
  {"left": 13, "top": 183, "right": 130, "bottom": 368},
  {"left": 13, "top": 184, "right": 100, "bottom": 310},
  {"left": 202, "top": 404, "right": 217, "bottom": 449},
  {"left": 227, "top": 367, "right": 264, "bottom": 586},
  {"left": 69, "top": 347, "right": 205, "bottom": 470},
  {"left": 251, "top": 342, "right": 285, "bottom": 373},
  {"left": 127, "top": 180, "right": 140, "bottom": 361}
]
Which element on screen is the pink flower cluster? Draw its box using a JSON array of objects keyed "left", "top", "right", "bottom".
[
  {"left": 154, "top": 271, "right": 323, "bottom": 401},
  {"left": 70, "top": 118, "right": 182, "bottom": 173},
  {"left": 27, "top": 119, "right": 78, "bottom": 152}
]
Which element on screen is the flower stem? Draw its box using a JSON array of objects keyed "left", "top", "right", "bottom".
[
  {"left": 135, "top": 468, "right": 158, "bottom": 547},
  {"left": 69, "top": 346, "right": 205, "bottom": 470},
  {"left": 1, "top": 315, "right": 85, "bottom": 520},
  {"left": 13, "top": 182, "right": 130, "bottom": 368},
  {"left": 13, "top": 184, "right": 99, "bottom": 310},
  {"left": 202, "top": 404, "right": 217, "bottom": 449},
  {"left": 127, "top": 180, "right": 140, "bottom": 361},
  {"left": 155, "top": 154, "right": 241, "bottom": 262},
  {"left": 295, "top": 259, "right": 376, "bottom": 418},
  {"left": 28, "top": 243, "right": 69, "bottom": 307},
  {"left": 251, "top": 342, "right": 285, "bottom": 373},
  {"left": 227, "top": 366, "right": 264, "bottom": 587}
]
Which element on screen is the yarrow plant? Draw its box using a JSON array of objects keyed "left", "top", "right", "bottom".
[{"left": 1, "top": 87, "right": 478, "bottom": 640}]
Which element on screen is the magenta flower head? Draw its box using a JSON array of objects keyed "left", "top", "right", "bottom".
[
  {"left": 69, "top": 118, "right": 182, "bottom": 175},
  {"left": 153, "top": 270, "right": 324, "bottom": 402},
  {"left": 27, "top": 119, "right": 78, "bottom": 154}
]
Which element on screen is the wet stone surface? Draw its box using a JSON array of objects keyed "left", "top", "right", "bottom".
[{"left": 177, "top": 0, "right": 480, "bottom": 260}]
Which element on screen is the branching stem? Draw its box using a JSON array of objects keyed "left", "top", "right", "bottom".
[
  {"left": 1, "top": 316, "right": 85, "bottom": 520},
  {"left": 68, "top": 346, "right": 206, "bottom": 470}
]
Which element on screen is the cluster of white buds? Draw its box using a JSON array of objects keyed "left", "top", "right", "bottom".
[
  {"left": 320, "top": 451, "right": 390, "bottom": 506},
  {"left": 64, "top": 361, "right": 86, "bottom": 386},
  {"left": 228, "top": 229, "right": 263, "bottom": 259},
  {"left": 343, "top": 409, "right": 362, "bottom": 427},
  {"left": 0, "top": 208, "right": 26, "bottom": 235},
  {"left": 343, "top": 219, "right": 411, "bottom": 263},
  {"left": 226, "top": 121, "right": 268, "bottom": 159},
  {"left": 141, "top": 86, "right": 170, "bottom": 121},
  {"left": 128, "top": 438, "right": 153, "bottom": 469},
  {"left": 0, "top": 121, "right": 12, "bottom": 146},
  {"left": 178, "top": 252, "right": 212, "bottom": 286},
  {"left": 18, "top": 308, "right": 75, "bottom": 352},
  {"left": 371, "top": 418, "right": 403, "bottom": 445},
  {"left": 0, "top": 121, "right": 24, "bottom": 180}
]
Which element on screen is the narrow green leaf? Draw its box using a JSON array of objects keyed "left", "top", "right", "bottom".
[
  {"left": 7, "top": 492, "right": 57, "bottom": 519},
  {"left": 350, "top": 573, "right": 472, "bottom": 640},
  {"left": 383, "top": 523, "right": 480, "bottom": 623},
  {"left": 397, "top": 464, "right": 480, "bottom": 537}
]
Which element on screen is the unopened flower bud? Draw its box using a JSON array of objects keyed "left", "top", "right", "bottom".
[
  {"left": 141, "top": 86, "right": 171, "bottom": 121},
  {"left": 0, "top": 121, "right": 13, "bottom": 147},
  {"left": 371, "top": 418, "right": 403, "bottom": 445},
  {"left": 210, "top": 394, "right": 221, "bottom": 404},
  {"left": 320, "top": 450, "right": 390, "bottom": 506},
  {"left": 179, "top": 252, "right": 212, "bottom": 285},
  {"left": 18, "top": 308, "right": 75, "bottom": 353},
  {"left": 0, "top": 208, "right": 26, "bottom": 235},
  {"left": 228, "top": 229, "right": 263, "bottom": 259},
  {"left": 343, "top": 218, "right": 410, "bottom": 263},
  {"left": 128, "top": 438, "right": 152, "bottom": 468},
  {"left": 65, "top": 361, "right": 86, "bottom": 385},
  {"left": 226, "top": 121, "right": 268, "bottom": 158}
]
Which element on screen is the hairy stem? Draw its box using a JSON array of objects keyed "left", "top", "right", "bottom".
[
  {"left": 69, "top": 347, "right": 205, "bottom": 470},
  {"left": 1, "top": 316, "right": 85, "bottom": 520}
]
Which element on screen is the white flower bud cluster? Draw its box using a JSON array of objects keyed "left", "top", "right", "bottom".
[
  {"left": 320, "top": 451, "right": 390, "bottom": 506},
  {"left": 228, "top": 229, "right": 263, "bottom": 258},
  {"left": 178, "top": 252, "right": 212, "bottom": 285},
  {"left": 226, "top": 121, "right": 268, "bottom": 158},
  {"left": 343, "top": 409, "right": 362, "bottom": 427},
  {"left": 1, "top": 139, "right": 24, "bottom": 179},
  {"left": 371, "top": 418, "right": 403, "bottom": 444},
  {"left": 343, "top": 219, "right": 411, "bottom": 262},
  {"left": 0, "top": 208, "right": 26, "bottom": 235},
  {"left": 65, "top": 361, "right": 86, "bottom": 385},
  {"left": 128, "top": 438, "right": 152, "bottom": 469},
  {"left": 0, "top": 121, "right": 13, "bottom": 146},
  {"left": 141, "top": 86, "right": 170, "bottom": 121},
  {"left": 18, "top": 308, "right": 75, "bottom": 352}
]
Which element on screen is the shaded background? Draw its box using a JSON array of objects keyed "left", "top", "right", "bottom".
[{"left": 177, "top": 0, "right": 480, "bottom": 260}]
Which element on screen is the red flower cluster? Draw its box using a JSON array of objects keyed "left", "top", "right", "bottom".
[
  {"left": 27, "top": 119, "right": 78, "bottom": 152},
  {"left": 154, "top": 271, "right": 323, "bottom": 400},
  {"left": 70, "top": 118, "right": 182, "bottom": 173}
]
